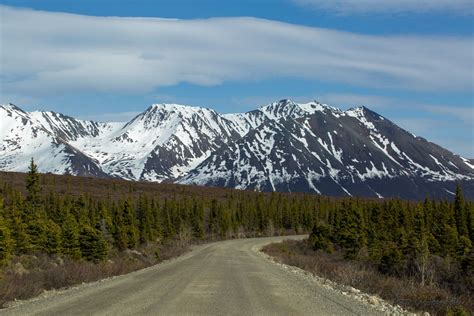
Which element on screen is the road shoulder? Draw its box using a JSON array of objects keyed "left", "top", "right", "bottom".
[{"left": 256, "top": 239, "right": 413, "bottom": 316}]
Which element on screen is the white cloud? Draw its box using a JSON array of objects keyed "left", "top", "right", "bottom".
[
  {"left": 0, "top": 5, "right": 473, "bottom": 98},
  {"left": 292, "top": 0, "right": 474, "bottom": 15}
]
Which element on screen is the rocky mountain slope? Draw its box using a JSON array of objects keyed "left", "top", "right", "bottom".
[
  {"left": 1, "top": 100, "right": 473, "bottom": 199},
  {"left": 0, "top": 104, "right": 109, "bottom": 177}
]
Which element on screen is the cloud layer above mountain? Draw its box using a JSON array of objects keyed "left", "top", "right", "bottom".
[
  {"left": 292, "top": 0, "right": 474, "bottom": 15},
  {"left": 1, "top": 5, "right": 472, "bottom": 97}
]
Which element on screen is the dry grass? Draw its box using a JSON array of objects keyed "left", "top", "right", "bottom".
[
  {"left": 262, "top": 239, "right": 472, "bottom": 316},
  {"left": 0, "top": 240, "right": 189, "bottom": 307}
]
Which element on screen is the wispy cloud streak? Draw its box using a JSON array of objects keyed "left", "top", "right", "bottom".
[
  {"left": 0, "top": 5, "right": 472, "bottom": 98},
  {"left": 292, "top": 0, "right": 474, "bottom": 15}
]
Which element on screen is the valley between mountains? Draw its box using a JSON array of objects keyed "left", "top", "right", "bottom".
[{"left": 1, "top": 99, "right": 473, "bottom": 199}]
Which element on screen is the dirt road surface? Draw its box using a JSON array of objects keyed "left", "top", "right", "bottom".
[{"left": 1, "top": 236, "right": 382, "bottom": 315}]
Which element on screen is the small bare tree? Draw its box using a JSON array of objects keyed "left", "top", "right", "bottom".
[
  {"left": 177, "top": 225, "right": 192, "bottom": 248},
  {"left": 415, "top": 236, "right": 431, "bottom": 285}
]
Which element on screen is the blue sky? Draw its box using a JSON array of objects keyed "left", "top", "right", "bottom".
[{"left": 0, "top": 0, "right": 473, "bottom": 156}]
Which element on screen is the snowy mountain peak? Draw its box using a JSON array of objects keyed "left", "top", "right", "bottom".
[
  {"left": 259, "top": 99, "right": 343, "bottom": 121},
  {"left": 149, "top": 103, "right": 207, "bottom": 111},
  {"left": 344, "top": 105, "right": 371, "bottom": 116},
  {"left": 1, "top": 101, "right": 473, "bottom": 199},
  {"left": 1, "top": 103, "right": 27, "bottom": 115},
  {"left": 1, "top": 102, "right": 19, "bottom": 109},
  {"left": 0, "top": 103, "right": 109, "bottom": 178},
  {"left": 299, "top": 100, "right": 338, "bottom": 113},
  {"left": 127, "top": 103, "right": 221, "bottom": 132},
  {"left": 146, "top": 103, "right": 218, "bottom": 117},
  {"left": 29, "top": 110, "right": 114, "bottom": 142}
]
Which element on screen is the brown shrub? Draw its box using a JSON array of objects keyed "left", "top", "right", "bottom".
[
  {"left": 0, "top": 240, "right": 189, "bottom": 308},
  {"left": 262, "top": 239, "right": 473, "bottom": 315}
]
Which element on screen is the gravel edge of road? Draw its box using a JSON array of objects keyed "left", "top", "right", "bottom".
[
  {"left": 1, "top": 243, "right": 206, "bottom": 312},
  {"left": 2, "top": 238, "right": 423, "bottom": 316},
  {"left": 256, "top": 243, "right": 423, "bottom": 316}
]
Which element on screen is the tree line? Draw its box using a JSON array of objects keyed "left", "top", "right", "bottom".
[
  {"left": 0, "top": 157, "right": 472, "bottom": 293},
  {"left": 0, "top": 159, "right": 317, "bottom": 264},
  {"left": 309, "top": 184, "right": 474, "bottom": 294}
]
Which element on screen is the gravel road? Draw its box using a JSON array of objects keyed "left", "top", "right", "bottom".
[{"left": 1, "top": 236, "right": 383, "bottom": 315}]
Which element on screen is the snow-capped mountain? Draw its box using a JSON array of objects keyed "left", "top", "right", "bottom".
[
  {"left": 182, "top": 100, "right": 474, "bottom": 199},
  {"left": 30, "top": 110, "right": 117, "bottom": 142},
  {"left": 69, "top": 104, "right": 240, "bottom": 181},
  {"left": 1, "top": 100, "right": 473, "bottom": 199},
  {"left": 0, "top": 104, "right": 109, "bottom": 177}
]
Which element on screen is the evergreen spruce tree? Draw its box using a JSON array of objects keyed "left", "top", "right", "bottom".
[
  {"left": 0, "top": 198, "right": 13, "bottom": 265},
  {"left": 336, "top": 201, "right": 367, "bottom": 259},
  {"left": 61, "top": 212, "right": 81, "bottom": 259},
  {"left": 457, "top": 235, "right": 472, "bottom": 257},
  {"left": 137, "top": 194, "right": 154, "bottom": 243},
  {"left": 26, "top": 158, "right": 41, "bottom": 212},
  {"left": 27, "top": 218, "right": 48, "bottom": 253},
  {"left": 310, "top": 222, "right": 332, "bottom": 252},
  {"left": 160, "top": 198, "right": 175, "bottom": 239},
  {"left": 191, "top": 198, "right": 205, "bottom": 239},
  {"left": 379, "top": 243, "right": 404, "bottom": 275},
  {"left": 79, "top": 225, "right": 108, "bottom": 262},
  {"left": 454, "top": 184, "right": 468, "bottom": 237},
  {"left": 0, "top": 219, "right": 13, "bottom": 265},
  {"left": 44, "top": 219, "right": 62, "bottom": 254},
  {"left": 467, "top": 202, "right": 474, "bottom": 243},
  {"left": 150, "top": 199, "right": 162, "bottom": 240},
  {"left": 9, "top": 214, "right": 30, "bottom": 254},
  {"left": 208, "top": 199, "right": 219, "bottom": 238},
  {"left": 23, "top": 158, "right": 50, "bottom": 253},
  {"left": 441, "top": 224, "right": 459, "bottom": 257},
  {"left": 218, "top": 206, "right": 231, "bottom": 238},
  {"left": 113, "top": 201, "right": 128, "bottom": 250},
  {"left": 123, "top": 199, "right": 139, "bottom": 248}
]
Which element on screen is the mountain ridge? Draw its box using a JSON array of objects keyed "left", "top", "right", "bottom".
[{"left": 1, "top": 100, "right": 473, "bottom": 199}]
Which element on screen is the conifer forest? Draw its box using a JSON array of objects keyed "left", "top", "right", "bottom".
[{"left": 0, "top": 159, "right": 472, "bottom": 313}]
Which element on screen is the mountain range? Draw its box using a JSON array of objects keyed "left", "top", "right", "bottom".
[{"left": 1, "top": 100, "right": 473, "bottom": 199}]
